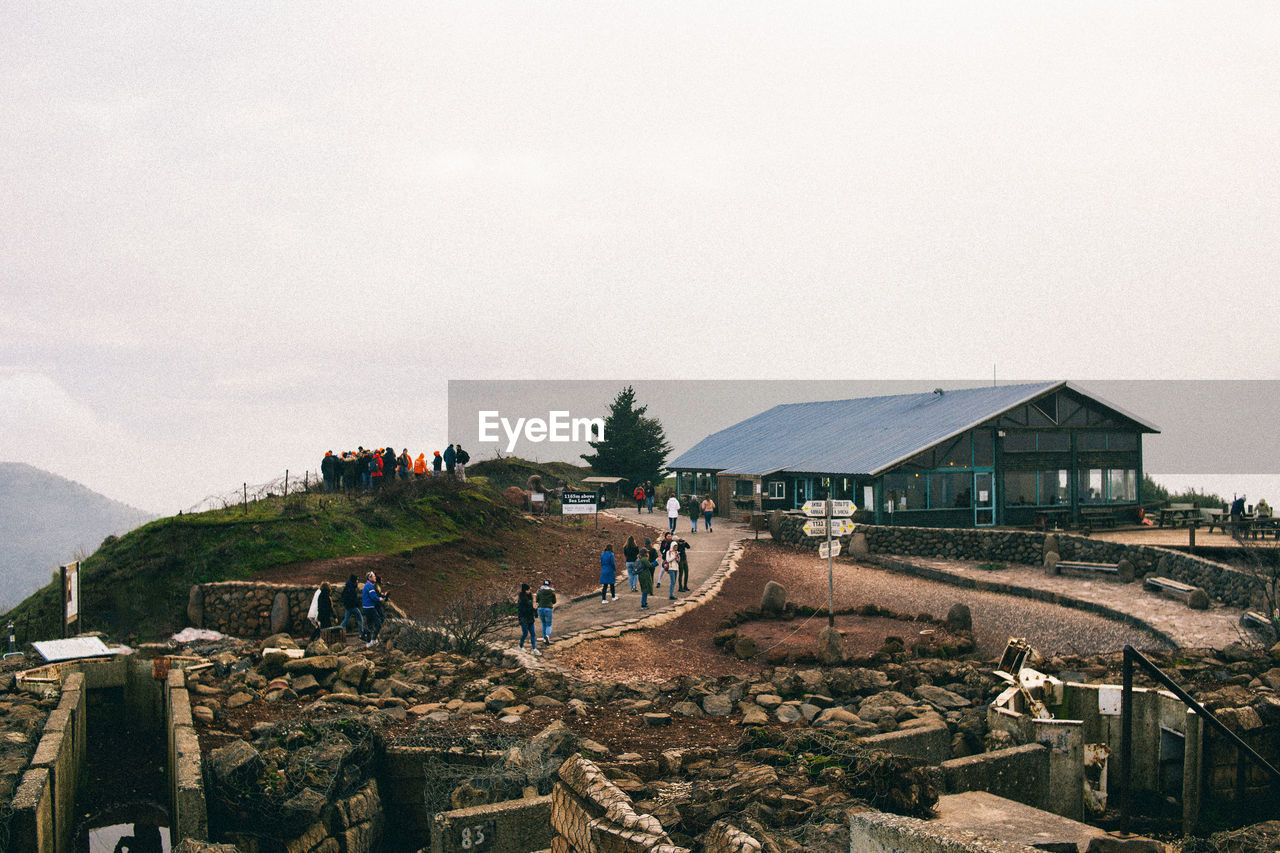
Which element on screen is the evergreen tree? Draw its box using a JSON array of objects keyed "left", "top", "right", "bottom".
[{"left": 580, "top": 386, "right": 673, "bottom": 486}]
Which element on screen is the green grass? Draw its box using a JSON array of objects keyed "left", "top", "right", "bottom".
[
  {"left": 466, "top": 456, "right": 596, "bottom": 491},
  {"left": 2, "top": 478, "right": 516, "bottom": 642}
]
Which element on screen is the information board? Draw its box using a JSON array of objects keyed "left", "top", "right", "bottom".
[{"left": 561, "top": 490, "right": 598, "bottom": 515}]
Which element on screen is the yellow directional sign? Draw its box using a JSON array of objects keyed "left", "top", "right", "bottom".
[
  {"left": 818, "top": 541, "right": 841, "bottom": 559},
  {"left": 802, "top": 500, "right": 826, "bottom": 517},
  {"left": 803, "top": 518, "right": 827, "bottom": 536},
  {"left": 831, "top": 519, "right": 855, "bottom": 536}
]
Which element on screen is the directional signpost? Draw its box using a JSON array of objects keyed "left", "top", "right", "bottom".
[{"left": 803, "top": 497, "right": 855, "bottom": 626}]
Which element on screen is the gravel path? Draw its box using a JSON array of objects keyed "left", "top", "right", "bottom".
[{"left": 747, "top": 543, "right": 1171, "bottom": 657}]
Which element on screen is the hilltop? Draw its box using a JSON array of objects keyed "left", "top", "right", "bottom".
[
  {"left": 1, "top": 459, "right": 658, "bottom": 643},
  {"left": 0, "top": 462, "right": 154, "bottom": 611}
]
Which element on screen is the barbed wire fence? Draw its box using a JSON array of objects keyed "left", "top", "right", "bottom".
[{"left": 181, "top": 468, "right": 324, "bottom": 515}]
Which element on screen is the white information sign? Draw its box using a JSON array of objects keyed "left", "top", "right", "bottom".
[
  {"left": 561, "top": 491, "right": 598, "bottom": 515},
  {"left": 829, "top": 500, "right": 855, "bottom": 517},
  {"left": 830, "top": 519, "right": 855, "bottom": 536},
  {"left": 803, "top": 518, "right": 827, "bottom": 536},
  {"left": 802, "top": 500, "right": 826, "bottom": 517},
  {"left": 62, "top": 561, "right": 79, "bottom": 621},
  {"left": 818, "top": 541, "right": 841, "bottom": 559}
]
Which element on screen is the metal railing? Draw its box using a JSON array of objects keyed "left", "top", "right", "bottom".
[{"left": 1120, "top": 645, "right": 1280, "bottom": 831}]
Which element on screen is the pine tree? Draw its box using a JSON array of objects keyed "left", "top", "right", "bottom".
[{"left": 580, "top": 386, "right": 673, "bottom": 487}]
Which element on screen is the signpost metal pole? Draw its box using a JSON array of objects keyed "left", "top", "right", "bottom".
[{"left": 826, "top": 497, "right": 835, "bottom": 627}]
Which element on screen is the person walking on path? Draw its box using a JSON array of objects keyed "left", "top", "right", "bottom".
[
  {"left": 636, "top": 551, "right": 654, "bottom": 609},
  {"left": 623, "top": 536, "right": 640, "bottom": 591},
  {"left": 701, "top": 496, "right": 715, "bottom": 532},
  {"left": 665, "top": 494, "right": 680, "bottom": 532},
  {"left": 443, "top": 444, "right": 456, "bottom": 476},
  {"left": 517, "top": 583, "right": 539, "bottom": 654},
  {"left": 687, "top": 496, "right": 700, "bottom": 532},
  {"left": 361, "top": 572, "right": 387, "bottom": 647},
  {"left": 308, "top": 582, "right": 334, "bottom": 641},
  {"left": 339, "top": 574, "right": 363, "bottom": 638},
  {"left": 599, "top": 544, "right": 618, "bottom": 603},
  {"left": 536, "top": 579, "right": 557, "bottom": 643},
  {"left": 644, "top": 481, "right": 655, "bottom": 513},
  {"left": 633, "top": 485, "right": 646, "bottom": 514}
]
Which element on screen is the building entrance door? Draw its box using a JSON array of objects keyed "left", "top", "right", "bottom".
[{"left": 975, "top": 471, "right": 995, "bottom": 526}]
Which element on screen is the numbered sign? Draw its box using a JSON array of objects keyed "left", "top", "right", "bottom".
[{"left": 457, "top": 821, "right": 495, "bottom": 850}]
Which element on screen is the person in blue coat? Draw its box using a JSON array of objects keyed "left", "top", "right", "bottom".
[
  {"left": 599, "top": 544, "right": 617, "bottom": 603},
  {"left": 361, "top": 572, "right": 387, "bottom": 647}
]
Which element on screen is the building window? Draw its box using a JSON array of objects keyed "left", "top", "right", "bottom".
[
  {"left": 883, "top": 473, "right": 926, "bottom": 510},
  {"left": 937, "top": 435, "right": 971, "bottom": 468},
  {"left": 735, "top": 479, "right": 754, "bottom": 498},
  {"left": 930, "top": 471, "right": 972, "bottom": 508},
  {"left": 1040, "top": 470, "right": 1069, "bottom": 505},
  {"left": 1004, "top": 472, "right": 1038, "bottom": 506},
  {"left": 768, "top": 481, "right": 784, "bottom": 499},
  {"left": 1108, "top": 469, "right": 1137, "bottom": 502},
  {"left": 1079, "top": 469, "right": 1105, "bottom": 503}
]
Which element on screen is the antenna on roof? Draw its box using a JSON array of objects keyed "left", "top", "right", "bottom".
[{"left": 933, "top": 388, "right": 945, "bottom": 397}]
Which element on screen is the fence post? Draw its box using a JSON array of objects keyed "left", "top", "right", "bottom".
[
  {"left": 243, "top": 483, "right": 248, "bottom": 514},
  {"left": 284, "top": 469, "right": 289, "bottom": 498}
]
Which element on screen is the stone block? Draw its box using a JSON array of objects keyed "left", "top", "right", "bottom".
[
  {"left": 11, "top": 767, "right": 54, "bottom": 853},
  {"left": 859, "top": 723, "right": 951, "bottom": 764}
]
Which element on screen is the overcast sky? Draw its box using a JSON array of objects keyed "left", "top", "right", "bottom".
[{"left": 2, "top": 3, "right": 1278, "bottom": 514}]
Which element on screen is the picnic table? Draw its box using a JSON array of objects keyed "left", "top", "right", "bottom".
[
  {"left": 1034, "top": 507, "right": 1070, "bottom": 530},
  {"left": 1158, "top": 505, "right": 1199, "bottom": 528}
]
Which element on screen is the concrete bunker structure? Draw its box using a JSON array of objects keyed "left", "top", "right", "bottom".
[{"left": 8, "top": 651, "right": 207, "bottom": 853}]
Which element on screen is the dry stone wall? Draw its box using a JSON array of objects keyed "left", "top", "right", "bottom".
[
  {"left": 188, "top": 582, "right": 335, "bottom": 638},
  {"left": 773, "top": 516, "right": 1261, "bottom": 609}
]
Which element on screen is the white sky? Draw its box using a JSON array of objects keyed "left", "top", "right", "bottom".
[{"left": 2, "top": 3, "right": 1278, "bottom": 514}]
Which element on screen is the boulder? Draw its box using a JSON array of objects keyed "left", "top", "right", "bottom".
[
  {"left": 849, "top": 531, "right": 869, "bottom": 559},
  {"left": 775, "top": 704, "right": 803, "bottom": 724},
  {"left": 817, "top": 626, "right": 843, "bottom": 665},
  {"left": 269, "top": 592, "right": 290, "bottom": 634},
  {"left": 1043, "top": 551, "right": 1060, "bottom": 576},
  {"left": 1116, "top": 558, "right": 1136, "bottom": 583},
  {"left": 760, "top": 581, "right": 787, "bottom": 615},
  {"left": 1188, "top": 589, "right": 1210, "bottom": 610},
  {"left": 208, "top": 739, "right": 261, "bottom": 789},
  {"left": 945, "top": 603, "right": 972, "bottom": 632},
  {"left": 733, "top": 636, "right": 757, "bottom": 659},
  {"left": 702, "top": 694, "right": 734, "bottom": 716},
  {"left": 913, "top": 685, "right": 970, "bottom": 711}
]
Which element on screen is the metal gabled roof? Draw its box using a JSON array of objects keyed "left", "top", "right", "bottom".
[{"left": 671, "top": 381, "right": 1145, "bottom": 477}]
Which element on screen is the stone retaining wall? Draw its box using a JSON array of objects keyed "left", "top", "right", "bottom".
[
  {"left": 9, "top": 671, "right": 86, "bottom": 853},
  {"left": 551, "top": 754, "right": 690, "bottom": 853},
  {"left": 772, "top": 517, "right": 1260, "bottom": 609},
  {"left": 935, "top": 744, "right": 1049, "bottom": 811},
  {"left": 430, "top": 795, "right": 553, "bottom": 853},
  {"left": 188, "top": 582, "right": 328, "bottom": 637},
  {"left": 164, "top": 667, "right": 208, "bottom": 843}
]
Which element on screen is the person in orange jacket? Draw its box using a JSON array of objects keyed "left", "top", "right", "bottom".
[{"left": 413, "top": 453, "right": 427, "bottom": 478}]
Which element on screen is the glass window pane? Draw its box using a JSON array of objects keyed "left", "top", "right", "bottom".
[
  {"left": 1108, "top": 469, "right": 1136, "bottom": 502},
  {"left": 1004, "top": 472, "right": 1037, "bottom": 506},
  {"left": 1040, "top": 470, "right": 1069, "bottom": 505},
  {"left": 973, "top": 430, "right": 994, "bottom": 467},
  {"left": 1109, "top": 433, "right": 1137, "bottom": 451},
  {"left": 929, "top": 472, "right": 972, "bottom": 508},
  {"left": 1038, "top": 432, "right": 1070, "bottom": 452},
  {"left": 937, "top": 436, "right": 971, "bottom": 468},
  {"left": 883, "top": 473, "right": 926, "bottom": 510},
  {"left": 1004, "top": 432, "right": 1035, "bottom": 452},
  {"left": 1078, "top": 469, "right": 1104, "bottom": 503}
]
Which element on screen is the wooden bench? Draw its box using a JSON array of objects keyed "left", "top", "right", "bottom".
[
  {"left": 1079, "top": 507, "right": 1120, "bottom": 528},
  {"left": 1055, "top": 560, "right": 1133, "bottom": 582},
  {"left": 1144, "top": 576, "right": 1209, "bottom": 609}
]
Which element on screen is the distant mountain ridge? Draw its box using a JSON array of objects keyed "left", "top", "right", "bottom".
[{"left": 0, "top": 462, "right": 154, "bottom": 612}]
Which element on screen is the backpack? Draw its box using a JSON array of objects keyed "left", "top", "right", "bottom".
[{"left": 457, "top": 449, "right": 470, "bottom": 465}]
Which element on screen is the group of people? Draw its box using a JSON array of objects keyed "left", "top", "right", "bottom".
[
  {"left": 307, "top": 571, "right": 389, "bottom": 648},
  {"left": 631, "top": 483, "right": 717, "bottom": 535},
  {"left": 516, "top": 580, "right": 558, "bottom": 654},
  {"left": 319, "top": 444, "right": 471, "bottom": 491}
]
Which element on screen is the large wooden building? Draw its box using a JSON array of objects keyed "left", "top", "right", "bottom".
[{"left": 669, "top": 382, "right": 1159, "bottom": 528}]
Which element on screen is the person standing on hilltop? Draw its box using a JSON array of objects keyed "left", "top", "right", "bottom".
[
  {"left": 443, "top": 443, "right": 456, "bottom": 477},
  {"left": 321, "top": 451, "right": 337, "bottom": 492},
  {"left": 383, "top": 447, "right": 397, "bottom": 484},
  {"left": 432, "top": 450, "right": 443, "bottom": 477},
  {"left": 413, "top": 453, "right": 427, "bottom": 479},
  {"left": 398, "top": 448, "right": 412, "bottom": 480},
  {"left": 455, "top": 444, "right": 470, "bottom": 481},
  {"left": 535, "top": 579, "right": 557, "bottom": 644},
  {"left": 342, "top": 451, "right": 358, "bottom": 490},
  {"left": 370, "top": 449, "right": 384, "bottom": 490}
]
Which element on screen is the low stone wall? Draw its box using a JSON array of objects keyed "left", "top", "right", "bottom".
[
  {"left": 9, "top": 671, "right": 86, "bottom": 853},
  {"left": 772, "top": 517, "right": 1260, "bottom": 609},
  {"left": 935, "top": 744, "right": 1049, "bottom": 811},
  {"left": 188, "top": 582, "right": 327, "bottom": 637},
  {"left": 164, "top": 667, "right": 208, "bottom": 843},
  {"left": 848, "top": 807, "right": 1037, "bottom": 853},
  {"left": 859, "top": 724, "right": 951, "bottom": 765},
  {"left": 551, "top": 754, "right": 690, "bottom": 853},
  {"left": 430, "top": 795, "right": 552, "bottom": 853}
]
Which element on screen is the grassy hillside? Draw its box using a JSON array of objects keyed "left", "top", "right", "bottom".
[
  {"left": 466, "top": 456, "right": 596, "bottom": 491},
  {"left": 0, "top": 462, "right": 155, "bottom": 611},
  {"left": 2, "top": 477, "right": 516, "bottom": 642}
]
